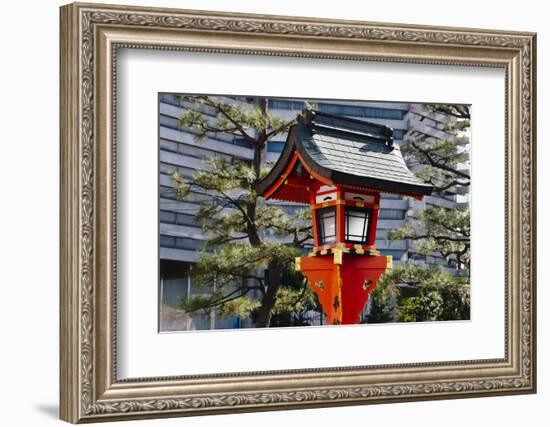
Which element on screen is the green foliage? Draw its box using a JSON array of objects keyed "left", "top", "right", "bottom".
[
  {"left": 177, "top": 295, "right": 212, "bottom": 316},
  {"left": 178, "top": 244, "right": 319, "bottom": 323},
  {"left": 397, "top": 285, "right": 470, "bottom": 322},
  {"left": 401, "top": 104, "right": 470, "bottom": 193},
  {"left": 172, "top": 156, "right": 312, "bottom": 248},
  {"left": 390, "top": 104, "right": 471, "bottom": 270},
  {"left": 378, "top": 264, "right": 455, "bottom": 291},
  {"left": 271, "top": 268, "right": 318, "bottom": 315},
  {"left": 376, "top": 264, "right": 470, "bottom": 322},
  {"left": 195, "top": 243, "right": 301, "bottom": 288},
  {"left": 388, "top": 206, "right": 470, "bottom": 268},
  {"left": 178, "top": 291, "right": 261, "bottom": 320},
  {"left": 172, "top": 157, "right": 257, "bottom": 199},
  {"left": 304, "top": 101, "right": 319, "bottom": 111},
  {"left": 217, "top": 297, "right": 262, "bottom": 319},
  {"left": 379, "top": 105, "right": 472, "bottom": 323},
  {"left": 176, "top": 95, "right": 295, "bottom": 143},
  {"left": 397, "top": 292, "right": 444, "bottom": 322},
  {"left": 270, "top": 271, "right": 321, "bottom": 327},
  {"left": 364, "top": 286, "right": 394, "bottom": 323},
  {"left": 426, "top": 104, "right": 471, "bottom": 122},
  {"left": 402, "top": 137, "right": 470, "bottom": 192}
]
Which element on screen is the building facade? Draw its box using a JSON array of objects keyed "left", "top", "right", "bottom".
[{"left": 158, "top": 94, "right": 469, "bottom": 331}]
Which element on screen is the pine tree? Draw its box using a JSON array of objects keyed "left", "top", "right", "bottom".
[
  {"left": 378, "top": 104, "right": 471, "bottom": 321},
  {"left": 169, "top": 95, "right": 317, "bottom": 327}
]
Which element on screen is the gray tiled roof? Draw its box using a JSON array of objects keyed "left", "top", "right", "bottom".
[
  {"left": 256, "top": 111, "right": 433, "bottom": 198},
  {"left": 299, "top": 124, "right": 427, "bottom": 188}
]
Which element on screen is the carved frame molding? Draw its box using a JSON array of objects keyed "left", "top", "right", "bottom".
[{"left": 60, "top": 2, "right": 536, "bottom": 423}]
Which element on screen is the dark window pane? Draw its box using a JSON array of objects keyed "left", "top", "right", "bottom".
[
  {"left": 378, "top": 209, "right": 405, "bottom": 220},
  {"left": 317, "top": 103, "right": 406, "bottom": 120},
  {"left": 160, "top": 210, "right": 177, "bottom": 224},
  {"left": 177, "top": 213, "right": 197, "bottom": 226},
  {"left": 268, "top": 100, "right": 305, "bottom": 110},
  {"left": 267, "top": 141, "right": 285, "bottom": 152},
  {"left": 162, "top": 277, "right": 188, "bottom": 307},
  {"left": 175, "top": 237, "right": 203, "bottom": 251},
  {"left": 159, "top": 114, "right": 180, "bottom": 130},
  {"left": 160, "top": 235, "right": 176, "bottom": 248},
  {"left": 233, "top": 137, "right": 251, "bottom": 148}
]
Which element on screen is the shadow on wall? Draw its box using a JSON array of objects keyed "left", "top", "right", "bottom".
[{"left": 34, "top": 404, "right": 58, "bottom": 419}]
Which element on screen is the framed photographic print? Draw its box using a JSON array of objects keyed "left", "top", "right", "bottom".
[{"left": 60, "top": 2, "right": 537, "bottom": 423}]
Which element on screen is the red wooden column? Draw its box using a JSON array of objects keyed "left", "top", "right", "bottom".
[
  {"left": 335, "top": 188, "right": 345, "bottom": 244},
  {"left": 309, "top": 192, "right": 320, "bottom": 248},
  {"left": 367, "top": 193, "right": 381, "bottom": 247}
]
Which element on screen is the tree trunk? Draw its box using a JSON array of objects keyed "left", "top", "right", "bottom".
[
  {"left": 246, "top": 136, "right": 263, "bottom": 247},
  {"left": 255, "top": 259, "right": 284, "bottom": 327},
  {"left": 245, "top": 99, "right": 266, "bottom": 247},
  {"left": 253, "top": 96, "right": 285, "bottom": 327}
]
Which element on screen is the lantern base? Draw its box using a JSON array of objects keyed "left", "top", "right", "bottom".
[{"left": 296, "top": 253, "right": 391, "bottom": 325}]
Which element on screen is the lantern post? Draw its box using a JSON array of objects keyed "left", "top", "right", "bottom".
[{"left": 255, "top": 110, "right": 432, "bottom": 325}]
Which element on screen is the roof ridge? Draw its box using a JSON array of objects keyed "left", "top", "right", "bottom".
[
  {"left": 310, "top": 123, "right": 392, "bottom": 145},
  {"left": 311, "top": 110, "right": 392, "bottom": 132},
  {"left": 300, "top": 110, "right": 394, "bottom": 147}
]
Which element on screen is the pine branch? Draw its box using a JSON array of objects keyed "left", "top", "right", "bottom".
[
  {"left": 210, "top": 100, "right": 258, "bottom": 145},
  {"left": 430, "top": 178, "right": 470, "bottom": 192},
  {"left": 410, "top": 139, "right": 471, "bottom": 180},
  {"left": 265, "top": 119, "right": 296, "bottom": 139},
  {"left": 407, "top": 234, "right": 470, "bottom": 243},
  {"left": 180, "top": 95, "right": 258, "bottom": 144}
]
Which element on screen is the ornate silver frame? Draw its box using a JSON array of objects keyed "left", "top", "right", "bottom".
[{"left": 60, "top": 2, "right": 537, "bottom": 423}]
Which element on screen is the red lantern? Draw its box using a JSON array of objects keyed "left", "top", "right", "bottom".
[{"left": 256, "top": 111, "right": 432, "bottom": 325}]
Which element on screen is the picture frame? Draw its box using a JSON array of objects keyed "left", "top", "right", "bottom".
[{"left": 59, "top": 2, "right": 537, "bottom": 423}]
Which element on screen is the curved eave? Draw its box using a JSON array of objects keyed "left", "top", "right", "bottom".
[{"left": 254, "top": 127, "right": 311, "bottom": 197}]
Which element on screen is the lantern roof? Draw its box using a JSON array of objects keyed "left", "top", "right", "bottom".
[{"left": 255, "top": 110, "right": 433, "bottom": 202}]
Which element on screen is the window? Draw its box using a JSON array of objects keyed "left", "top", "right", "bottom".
[
  {"left": 317, "top": 207, "right": 336, "bottom": 244},
  {"left": 268, "top": 99, "right": 305, "bottom": 110},
  {"left": 161, "top": 277, "right": 189, "bottom": 307},
  {"left": 378, "top": 209, "right": 405, "bottom": 220},
  {"left": 265, "top": 99, "right": 407, "bottom": 121},
  {"left": 345, "top": 207, "right": 371, "bottom": 244},
  {"left": 317, "top": 103, "right": 406, "bottom": 120},
  {"left": 160, "top": 235, "right": 203, "bottom": 251},
  {"left": 160, "top": 211, "right": 197, "bottom": 226},
  {"left": 159, "top": 210, "right": 177, "bottom": 224},
  {"left": 267, "top": 141, "right": 285, "bottom": 152},
  {"left": 159, "top": 113, "right": 180, "bottom": 130},
  {"left": 232, "top": 137, "right": 252, "bottom": 148}
]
